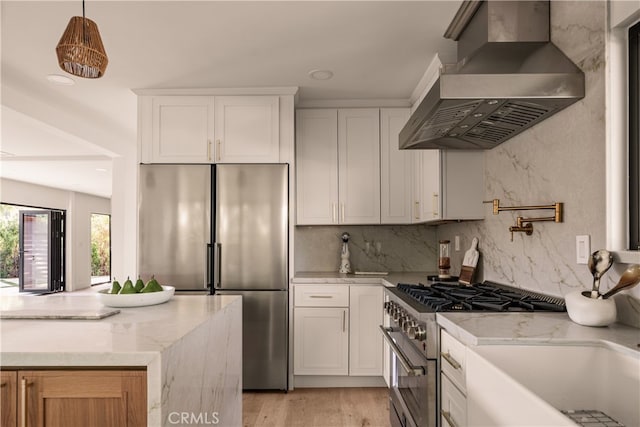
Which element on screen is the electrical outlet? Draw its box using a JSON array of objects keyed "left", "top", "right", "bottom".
[
  {"left": 454, "top": 235, "right": 461, "bottom": 251},
  {"left": 576, "top": 235, "right": 590, "bottom": 264}
]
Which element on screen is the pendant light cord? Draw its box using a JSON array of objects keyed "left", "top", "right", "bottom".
[{"left": 82, "top": 0, "right": 87, "bottom": 44}]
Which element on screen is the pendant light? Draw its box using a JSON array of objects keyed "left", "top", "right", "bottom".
[{"left": 55, "top": 0, "right": 108, "bottom": 79}]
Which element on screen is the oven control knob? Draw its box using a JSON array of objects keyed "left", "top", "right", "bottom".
[
  {"left": 403, "top": 319, "right": 416, "bottom": 334},
  {"left": 392, "top": 309, "right": 403, "bottom": 321},
  {"left": 384, "top": 302, "right": 394, "bottom": 315},
  {"left": 408, "top": 325, "right": 426, "bottom": 341},
  {"left": 399, "top": 316, "right": 410, "bottom": 329}
]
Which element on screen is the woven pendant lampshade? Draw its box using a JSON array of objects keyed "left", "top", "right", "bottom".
[{"left": 55, "top": 2, "right": 108, "bottom": 79}]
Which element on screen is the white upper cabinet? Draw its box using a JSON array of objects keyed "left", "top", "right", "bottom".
[
  {"left": 139, "top": 94, "right": 281, "bottom": 164},
  {"left": 380, "top": 108, "right": 413, "bottom": 224},
  {"left": 296, "top": 108, "right": 380, "bottom": 225},
  {"left": 214, "top": 96, "right": 280, "bottom": 163},
  {"left": 150, "top": 96, "right": 215, "bottom": 163},
  {"left": 414, "top": 150, "right": 484, "bottom": 223},
  {"left": 338, "top": 109, "right": 380, "bottom": 225},
  {"left": 295, "top": 109, "right": 339, "bottom": 225}
]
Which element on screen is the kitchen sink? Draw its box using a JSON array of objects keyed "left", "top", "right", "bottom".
[{"left": 469, "top": 343, "right": 639, "bottom": 426}]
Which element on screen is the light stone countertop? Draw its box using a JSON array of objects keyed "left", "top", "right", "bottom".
[
  {"left": 292, "top": 271, "right": 435, "bottom": 287},
  {"left": 0, "top": 292, "right": 242, "bottom": 426},
  {"left": 437, "top": 312, "right": 640, "bottom": 357}
]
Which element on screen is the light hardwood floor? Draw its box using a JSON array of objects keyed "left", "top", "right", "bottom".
[{"left": 243, "top": 388, "right": 390, "bottom": 427}]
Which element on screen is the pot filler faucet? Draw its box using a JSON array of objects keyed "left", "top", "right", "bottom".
[{"left": 483, "top": 199, "right": 564, "bottom": 241}]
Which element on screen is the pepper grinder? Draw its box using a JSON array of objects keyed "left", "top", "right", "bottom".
[
  {"left": 339, "top": 232, "right": 352, "bottom": 274},
  {"left": 438, "top": 240, "right": 451, "bottom": 278}
]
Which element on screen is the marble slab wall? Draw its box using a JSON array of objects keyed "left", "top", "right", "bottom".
[
  {"left": 294, "top": 224, "right": 438, "bottom": 273},
  {"left": 437, "top": 1, "right": 640, "bottom": 327}
]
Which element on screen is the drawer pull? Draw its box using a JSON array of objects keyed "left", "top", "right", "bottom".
[
  {"left": 310, "top": 295, "right": 333, "bottom": 299},
  {"left": 441, "top": 351, "right": 462, "bottom": 370},
  {"left": 441, "top": 410, "right": 458, "bottom": 427},
  {"left": 21, "top": 377, "right": 27, "bottom": 427}
]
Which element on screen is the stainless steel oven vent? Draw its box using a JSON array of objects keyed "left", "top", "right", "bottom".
[{"left": 400, "top": 0, "right": 585, "bottom": 150}]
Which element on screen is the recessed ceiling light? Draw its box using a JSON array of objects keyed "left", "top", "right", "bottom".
[
  {"left": 46, "top": 74, "right": 75, "bottom": 86},
  {"left": 308, "top": 69, "right": 334, "bottom": 81}
]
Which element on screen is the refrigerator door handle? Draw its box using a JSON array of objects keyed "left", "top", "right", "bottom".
[
  {"left": 206, "top": 243, "right": 213, "bottom": 289},
  {"left": 213, "top": 242, "right": 222, "bottom": 288}
]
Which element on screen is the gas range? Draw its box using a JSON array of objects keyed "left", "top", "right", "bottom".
[
  {"left": 384, "top": 281, "right": 566, "bottom": 359},
  {"left": 382, "top": 281, "right": 567, "bottom": 427}
]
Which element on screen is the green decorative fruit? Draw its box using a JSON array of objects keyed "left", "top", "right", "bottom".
[
  {"left": 110, "top": 278, "right": 121, "bottom": 294},
  {"left": 119, "top": 276, "right": 136, "bottom": 294},
  {"left": 134, "top": 276, "right": 145, "bottom": 293},
  {"left": 141, "top": 276, "right": 163, "bottom": 293}
]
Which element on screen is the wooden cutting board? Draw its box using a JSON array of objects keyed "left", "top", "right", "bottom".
[{"left": 459, "top": 237, "right": 479, "bottom": 285}]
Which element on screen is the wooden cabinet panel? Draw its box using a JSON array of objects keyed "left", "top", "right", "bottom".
[
  {"left": 16, "top": 370, "right": 146, "bottom": 427},
  {"left": 214, "top": 96, "right": 280, "bottom": 163},
  {"left": 1, "top": 371, "right": 17, "bottom": 427}
]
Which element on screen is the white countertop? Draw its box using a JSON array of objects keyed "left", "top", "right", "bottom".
[
  {"left": 0, "top": 292, "right": 240, "bottom": 366},
  {"left": 292, "top": 271, "right": 434, "bottom": 287},
  {"left": 437, "top": 312, "right": 640, "bottom": 357}
]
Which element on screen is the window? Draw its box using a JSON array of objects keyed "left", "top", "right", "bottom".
[
  {"left": 630, "top": 21, "right": 640, "bottom": 250},
  {"left": 90, "top": 213, "right": 111, "bottom": 285}
]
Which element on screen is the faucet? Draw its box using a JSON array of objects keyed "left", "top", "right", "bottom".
[{"left": 509, "top": 217, "right": 533, "bottom": 241}]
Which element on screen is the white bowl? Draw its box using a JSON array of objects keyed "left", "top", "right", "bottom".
[
  {"left": 564, "top": 290, "right": 616, "bottom": 327},
  {"left": 97, "top": 286, "right": 175, "bottom": 308}
]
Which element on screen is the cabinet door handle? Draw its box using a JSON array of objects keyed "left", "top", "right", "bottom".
[
  {"left": 432, "top": 193, "right": 439, "bottom": 217},
  {"left": 207, "top": 140, "right": 212, "bottom": 161},
  {"left": 441, "top": 351, "right": 462, "bottom": 370},
  {"left": 20, "top": 377, "right": 27, "bottom": 427},
  {"left": 414, "top": 201, "right": 420, "bottom": 220},
  {"left": 341, "top": 204, "right": 345, "bottom": 223},
  {"left": 216, "top": 140, "right": 222, "bottom": 162},
  {"left": 332, "top": 203, "right": 337, "bottom": 224},
  {"left": 342, "top": 310, "right": 346, "bottom": 332},
  {"left": 310, "top": 295, "right": 333, "bottom": 299},
  {"left": 441, "top": 410, "right": 458, "bottom": 427}
]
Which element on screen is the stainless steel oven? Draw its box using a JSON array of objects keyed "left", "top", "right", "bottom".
[
  {"left": 381, "top": 309, "right": 437, "bottom": 427},
  {"left": 382, "top": 281, "right": 566, "bottom": 427}
]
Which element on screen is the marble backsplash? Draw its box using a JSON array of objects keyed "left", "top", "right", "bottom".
[
  {"left": 437, "top": 1, "right": 640, "bottom": 328},
  {"left": 294, "top": 224, "right": 438, "bottom": 273}
]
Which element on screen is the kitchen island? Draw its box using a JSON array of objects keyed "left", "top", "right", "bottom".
[{"left": 0, "top": 293, "right": 242, "bottom": 426}]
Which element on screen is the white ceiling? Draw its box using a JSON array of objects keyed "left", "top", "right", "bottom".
[{"left": 0, "top": 1, "right": 461, "bottom": 198}]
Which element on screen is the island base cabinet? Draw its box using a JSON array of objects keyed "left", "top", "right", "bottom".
[
  {"left": 2, "top": 370, "right": 146, "bottom": 427},
  {"left": 1, "top": 371, "right": 17, "bottom": 427}
]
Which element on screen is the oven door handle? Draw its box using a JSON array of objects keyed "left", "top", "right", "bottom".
[{"left": 379, "top": 326, "right": 425, "bottom": 377}]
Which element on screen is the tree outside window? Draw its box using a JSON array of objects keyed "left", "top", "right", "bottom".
[{"left": 91, "top": 213, "right": 111, "bottom": 284}]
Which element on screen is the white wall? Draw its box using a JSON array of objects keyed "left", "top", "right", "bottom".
[{"left": 0, "top": 178, "right": 110, "bottom": 291}]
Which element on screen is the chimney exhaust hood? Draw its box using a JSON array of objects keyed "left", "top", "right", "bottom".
[{"left": 399, "top": 0, "right": 585, "bottom": 150}]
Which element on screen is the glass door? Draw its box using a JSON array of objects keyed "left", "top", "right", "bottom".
[{"left": 19, "top": 210, "right": 64, "bottom": 293}]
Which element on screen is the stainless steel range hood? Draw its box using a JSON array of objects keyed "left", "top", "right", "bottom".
[{"left": 400, "top": 0, "right": 585, "bottom": 150}]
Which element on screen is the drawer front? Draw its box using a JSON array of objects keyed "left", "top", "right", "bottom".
[
  {"left": 294, "top": 285, "right": 349, "bottom": 307},
  {"left": 441, "top": 329, "right": 466, "bottom": 392},
  {"left": 441, "top": 374, "right": 467, "bottom": 427}
]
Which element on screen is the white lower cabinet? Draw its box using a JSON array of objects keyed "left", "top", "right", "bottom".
[
  {"left": 441, "top": 375, "right": 467, "bottom": 427},
  {"left": 294, "top": 307, "right": 349, "bottom": 375},
  {"left": 293, "top": 284, "right": 383, "bottom": 379},
  {"left": 440, "top": 329, "right": 468, "bottom": 427},
  {"left": 349, "top": 286, "right": 383, "bottom": 376}
]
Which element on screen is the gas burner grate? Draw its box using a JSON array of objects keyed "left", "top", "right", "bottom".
[{"left": 395, "top": 282, "right": 566, "bottom": 313}]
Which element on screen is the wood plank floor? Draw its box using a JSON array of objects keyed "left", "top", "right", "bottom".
[{"left": 243, "top": 388, "right": 390, "bottom": 427}]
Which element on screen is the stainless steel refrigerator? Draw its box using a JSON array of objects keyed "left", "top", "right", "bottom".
[{"left": 139, "top": 163, "right": 288, "bottom": 390}]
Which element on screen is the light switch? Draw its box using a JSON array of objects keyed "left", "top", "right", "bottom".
[
  {"left": 454, "top": 235, "right": 460, "bottom": 251},
  {"left": 576, "top": 235, "right": 590, "bottom": 264}
]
